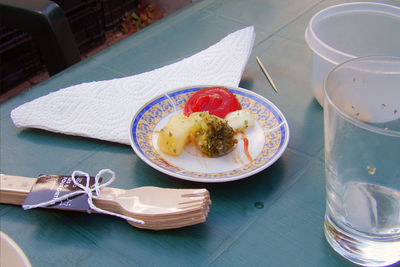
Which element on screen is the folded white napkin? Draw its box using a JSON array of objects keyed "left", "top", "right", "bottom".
[{"left": 11, "top": 26, "right": 255, "bottom": 145}]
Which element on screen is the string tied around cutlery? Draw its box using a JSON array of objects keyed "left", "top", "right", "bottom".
[{"left": 22, "top": 169, "right": 145, "bottom": 225}]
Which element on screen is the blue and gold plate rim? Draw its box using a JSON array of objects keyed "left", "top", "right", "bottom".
[{"left": 129, "top": 85, "right": 289, "bottom": 183}]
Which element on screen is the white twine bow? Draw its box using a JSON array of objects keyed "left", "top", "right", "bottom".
[{"left": 23, "top": 169, "right": 144, "bottom": 225}]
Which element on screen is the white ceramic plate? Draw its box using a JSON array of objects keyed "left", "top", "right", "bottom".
[
  {"left": 129, "top": 86, "right": 289, "bottom": 182},
  {"left": 0, "top": 231, "right": 31, "bottom": 267}
]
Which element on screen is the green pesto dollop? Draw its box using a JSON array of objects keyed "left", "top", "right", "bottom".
[{"left": 189, "top": 112, "right": 237, "bottom": 157}]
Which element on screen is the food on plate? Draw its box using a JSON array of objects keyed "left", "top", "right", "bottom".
[
  {"left": 157, "top": 112, "right": 237, "bottom": 157},
  {"left": 190, "top": 112, "right": 237, "bottom": 157},
  {"left": 158, "top": 87, "right": 255, "bottom": 158},
  {"left": 157, "top": 114, "right": 194, "bottom": 156},
  {"left": 183, "top": 87, "right": 241, "bottom": 118},
  {"left": 225, "top": 109, "right": 255, "bottom": 131}
]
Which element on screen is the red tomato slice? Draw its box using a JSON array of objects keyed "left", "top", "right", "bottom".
[{"left": 183, "top": 87, "right": 241, "bottom": 118}]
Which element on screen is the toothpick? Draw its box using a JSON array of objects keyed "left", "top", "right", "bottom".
[{"left": 256, "top": 56, "right": 278, "bottom": 93}]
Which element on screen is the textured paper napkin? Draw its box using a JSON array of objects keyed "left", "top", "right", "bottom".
[{"left": 11, "top": 26, "right": 255, "bottom": 145}]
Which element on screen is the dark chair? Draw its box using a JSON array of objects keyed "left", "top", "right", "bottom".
[{"left": 0, "top": 0, "right": 81, "bottom": 75}]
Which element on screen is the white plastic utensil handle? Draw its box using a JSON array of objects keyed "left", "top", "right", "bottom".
[{"left": 22, "top": 169, "right": 145, "bottom": 225}]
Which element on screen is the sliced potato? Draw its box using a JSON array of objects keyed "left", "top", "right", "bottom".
[{"left": 157, "top": 114, "right": 194, "bottom": 156}]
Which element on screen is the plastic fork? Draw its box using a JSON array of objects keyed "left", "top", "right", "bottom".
[{"left": 0, "top": 174, "right": 211, "bottom": 230}]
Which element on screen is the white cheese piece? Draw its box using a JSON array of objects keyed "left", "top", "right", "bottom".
[{"left": 225, "top": 110, "right": 255, "bottom": 131}]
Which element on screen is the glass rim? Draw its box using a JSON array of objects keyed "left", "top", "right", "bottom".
[{"left": 323, "top": 55, "right": 400, "bottom": 138}]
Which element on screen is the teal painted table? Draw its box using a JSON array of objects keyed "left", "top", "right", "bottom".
[{"left": 1, "top": 0, "right": 400, "bottom": 266}]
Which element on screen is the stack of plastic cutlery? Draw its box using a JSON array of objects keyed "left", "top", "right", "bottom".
[{"left": 0, "top": 174, "right": 211, "bottom": 230}]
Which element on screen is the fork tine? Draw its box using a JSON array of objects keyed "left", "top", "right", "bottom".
[
  {"left": 127, "top": 213, "right": 208, "bottom": 230},
  {"left": 178, "top": 196, "right": 209, "bottom": 205},
  {"left": 143, "top": 215, "right": 207, "bottom": 226},
  {"left": 128, "top": 217, "right": 207, "bottom": 230},
  {"left": 129, "top": 209, "right": 209, "bottom": 223},
  {"left": 125, "top": 195, "right": 210, "bottom": 220},
  {"left": 129, "top": 202, "right": 210, "bottom": 218},
  {"left": 127, "top": 206, "right": 208, "bottom": 221},
  {"left": 180, "top": 189, "right": 209, "bottom": 199},
  {"left": 178, "top": 198, "right": 211, "bottom": 209},
  {"left": 179, "top": 189, "right": 210, "bottom": 204},
  {"left": 140, "top": 209, "right": 208, "bottom": 223}
]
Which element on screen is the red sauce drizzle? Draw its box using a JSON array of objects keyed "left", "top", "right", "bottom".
[{"left": 240, "top": 131, "right": 253, "bottom": 163}]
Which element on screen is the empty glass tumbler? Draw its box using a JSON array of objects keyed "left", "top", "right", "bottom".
[{"left": 323, "top": 56, "right": 400, "bottom": 266}]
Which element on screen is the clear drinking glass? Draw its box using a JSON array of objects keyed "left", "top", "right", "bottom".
[{"left": 323, "top": 56, "right": 400, "bottom": 266}]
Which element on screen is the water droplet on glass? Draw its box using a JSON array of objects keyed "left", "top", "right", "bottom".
[
  {"left": 254, "top": 201, "right": 264, "bottom": 209},
  {"left": 366, "top": 165, "right": 376, "bottom": 175}
]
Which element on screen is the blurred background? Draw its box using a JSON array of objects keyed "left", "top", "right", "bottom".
[{"left": 0, "top": 0, "right": 192, "bottom": 103}]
